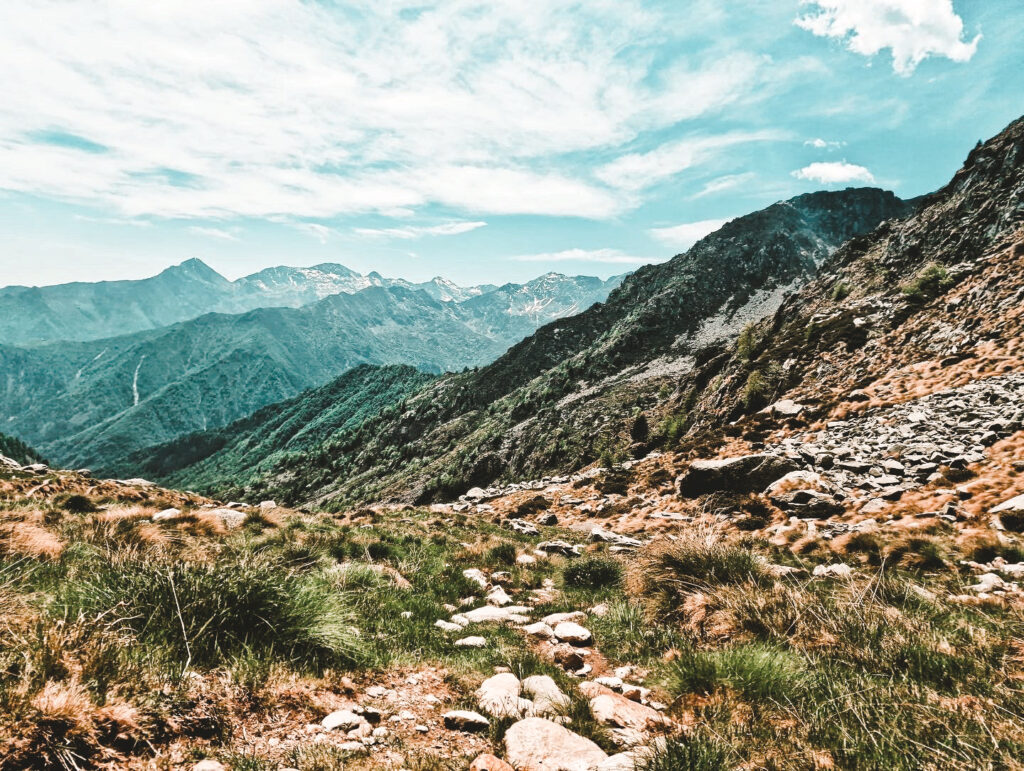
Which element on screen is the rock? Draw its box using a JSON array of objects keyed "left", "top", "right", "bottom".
[
  {"left": 538, "top": 540, "right": 583, "bottom": 557},
  {"left": 436, "top": 619, "right": 463, "bottom": 633},
  {"left": 152, "top": 507, "right": 182, "bottom": 521},
  {"left": 522, "top": 675, "right": 570, "bottom": 716},
  {"left": 552, "top": 645, "right": 585, "bottom": 671},
  {"left": 765, "top": 399, "right": 805, "bottom": 417},
  {"left": 517, "top": 553, "right": 538, "bottom": 565},
  {"left": 192, "top": 762, "right": 226, "bottom": 771},
  {"left": 589, "top": 528, "right": 642, "bottom": 548},
  {"left": 464, "top": 568, "right": 489, "bottom": 588},
  {"left": 461, "top": 605, "right": 532, "bottom": 624},
  {"left": 813, "top": 563, "right": 853, "bottom": 578},
  {"left": 595, "top": 676, "right": 623, "bottom": 691},
  {"left": 524, "top": 621, "right": 555, "bottom": 639},
  {"left": 443, "top": 710, "right": 490, "bottom": 732},
  {"left": 969, "top": 573, "right": 1007, "bottom": 593},
  {"left": 537, "top": 512, "right": 559, "bottom": 526},
  {"left": 487, "top": 586, "right": 513, "bottom": 606},
  {"left": 543, "top": 611, "right": 586, "bottom": 626},
  {"left": 322, "top": 710, "right": 364, "bottom": 731},
  {"left": 509, "top": 519, "right": 540, "bottom": 536},
  {"left": 579, "top": 682, "right": 671, "bottom": 735},
  {"left": 470, "top": 754, "right": 515, "bottom": 771},
  {"left": 477, "top": 673, "right": 530, "bottom": 719},
  {"left": 455, "top": 636, "right": 488, "bottom": 648},
  {"left": 414, "top": 724, "right": 429, "bottom": 733},
  {"left": 206, "top": 508, "right": 247, "bottom": 528},
  {"left": 504, "top": 717, "right": 608, "bottom": 771},
  {"left": 677, "top": 454, "right": 801, "bottom": 497},
  {"left": 553, "top": 621, "right": 592, "bottom": 645},
  {"left": 259, "top": 500, "right": 277, "bottom": 510},
  {"left": 466, "top": 487, "right": 489, "bottom": 501},
  {"left": 992, "top": 494, "right": 1024, "bottom": 515}
]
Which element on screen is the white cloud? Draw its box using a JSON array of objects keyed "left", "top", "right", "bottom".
[
  {"left": 792, "top": 161, "right": 876, "bottom": 184},
  {"left": 290, "top": 223, "right": 334, "bottom": 243},
  {"left": 597, "top": 131, "right": 783, "bottom": 191},
  {"left": 796, "top": 0, "right": 980, "bottom": 75},
  {"left": 187, "top": 226, "right": 239, "bottom": 241},
  {"left": 0, "top": 1, "right": 769, "bottom": 221},
  {"left": 804, "top": 138, "right": 845, "bottom": 149},
  {"left": 355, "top": 221, "right": 488, "bottom": 240},
  {"left": 649, "top": 219, "right": 730, "bottom": 250},
  {"left": 511, "top": 248, "right": 659, "bottom": 265}
]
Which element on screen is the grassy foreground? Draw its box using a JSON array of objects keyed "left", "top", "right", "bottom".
[{"left": 1, "top": 482, "right": 1022, "bottom": 769}]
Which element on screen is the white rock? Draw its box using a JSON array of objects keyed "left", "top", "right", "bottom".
[
  {"left": 153, "top": 508, "right": 182, "bottom": 521},
  {"left": 435, "top": 620, "right": 462, "bottom": 633},
  {"left": 992, "top": 494, "right": 1024, "bottom": 514},
  {"left": 443, "top": 710, "right": 490, "bottom": 732},
  {"left": 322, "top": 710, "right": 364, "bottom": 731},
  {"left": 504, "top": 717, "right": 608, "bottom": 771},
  {"left": 554, "top": 621, "right": 593, "bottom": 645},
  {"left": 461, "top": 606, "right": 531, "bottom": 624},
  {"left": 523, "top": 622, "right": 554, "bottom": 639},
  {"left": 595, "top": 676, "right": 623, "bottom": 691},
  {"left": 543, "top": 611, "right": 586, "bottom": 626},
  {"left": 487, "top": 586, "right": 513, "bottom": 606},
  {"left": 517, "top": 554, "right": 538, "bottom": 565},
  {"left": 455, "top": 636, "right": 488, "bottom": 648},
  {"left": 522, "top": 675, "right": 570, "bottom": 716},
  {"left": 464, "top": 568, "right": 489, "bottom": 588},
  {"left": 477, "top": 673, "right": 530, "bottom": 719},
  {"left": 192, "top": 762, "right": 226, "bottom": 771},
  {"left": 813, "top": 563, "right": 853, "bottom": 578},
  {"left": 206, "top": 508, "right": 247, "bottom": 528},
  {"left": 259, "top": 500, "right": 277, "bottom": 510}
]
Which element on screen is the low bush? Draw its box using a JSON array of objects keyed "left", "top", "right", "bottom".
[
  {"left": 562, "top": 555, "right": 622, "bottom": 589},
  {"left": 901, "top": 262, "right": 956, "bottom": 302},
  {"left": 666, "top": 644, "right": 808, "bottom": 704}
]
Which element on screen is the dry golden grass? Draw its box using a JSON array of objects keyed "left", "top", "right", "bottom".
[{"left": 2, "top": 520, "right": 65, "bottom": 559}]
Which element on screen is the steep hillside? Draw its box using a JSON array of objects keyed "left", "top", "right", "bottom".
[
  {"left": 0, "top": 259, "right": 616, "bottom": 347},
  {"left": 0, "top": 431, "right": 46, "bottom": 467},
  {"left": 143, "top": 188, "right": 908, "bottom": 504},
  {"left": 0, "top": 287, "right": 502, "bottom": 471},
  {"left": 117, "top": 365, "right": 434, "bottom": 492}
]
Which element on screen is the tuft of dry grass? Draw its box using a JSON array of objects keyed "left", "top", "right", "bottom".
[{"left": 2, "top": 521, "right": 65, "bottom": 560}]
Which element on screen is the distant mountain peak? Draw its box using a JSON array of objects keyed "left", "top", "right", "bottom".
[{"left": 161, "top": 258, "right": 228, "bottom": 283}]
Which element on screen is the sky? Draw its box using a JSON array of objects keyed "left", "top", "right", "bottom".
[{"left": 0, "top": 0, "right": 1021, "bottom": 288}]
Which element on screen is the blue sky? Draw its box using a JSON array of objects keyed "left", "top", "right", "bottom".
[{"left": 0, "top": 0, "right": 1021, "bottom": 288}]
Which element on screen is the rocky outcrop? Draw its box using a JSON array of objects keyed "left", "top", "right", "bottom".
[{"left": 677, "top": 453, "right": 800, "bottom": 496}]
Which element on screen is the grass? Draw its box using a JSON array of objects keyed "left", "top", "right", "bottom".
[{"left": 561, "top": 555, "right": 622, "bottom": 589}]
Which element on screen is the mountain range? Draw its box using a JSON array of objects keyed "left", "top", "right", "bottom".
[
  {"left": 0, "top": 258, "right": 621, "bottom": 347},
  {"left": 0, "top": 266, "right": 623, "bottom": 471}
]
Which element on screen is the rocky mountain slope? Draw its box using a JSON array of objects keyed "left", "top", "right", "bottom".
[
  {"left": 143, "top": 187, "right": 908, "bottom": 505},
  {"left": 0, "top": 258, "right": 618, "bottom": 347}
]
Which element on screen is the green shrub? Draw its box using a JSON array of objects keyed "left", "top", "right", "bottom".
[
  {"left": 901, "top": 262, "right": 956, "bottom": 302},
  {"left": 61, "top": 494, "right": 97, "bottom": 514},
  {"left": 831, "top": 281, "right": 852, "bottom": 301},
  {"left": 54, "top": 552, "right": 366, "bottom": 671},
  {"left": 485, "top": 542, "right": 517, "bottom": 566},
  {"left": 562, "top": 556, "right": 622, "bottom": 589},
  {"left": 742, "top": 362, "right": 784, "bottom": 411},
  {"left": 638, "top": 735, "right": 732, "bottom": 771},
  {"left": 667, "top": 644, "right": 808, "bottom": 704}
]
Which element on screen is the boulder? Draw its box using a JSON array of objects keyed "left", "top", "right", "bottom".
[
  {"left": 677, "top": 454, "right": 800, "bottom": 496},
  {"left": 504, "top": 717, "right": 608, "bottom": 771},
  {"left": 487, "top": 586, "right": 513, "bottom": 606},
  {"left": 579, "top": 682, "right": 670, "bottom": 735},
  {"left": 322, "top": 709, "right": 364, "bottom": 731},
  {"left": 477, "top": 673, "right": 530, "bottom": 719},
  {"left": 206, "top": 508, "right": 247, "bottom": 528},
  {"left": 523, "top": 622, "right": 554, "bottom": 639},
  {"left": 553, "top": 621, "right": 592, "bottom": 645},
  {"left": 522, "top": 675, "right": 570, "bottom": 716},
  {"left": 461, "top": 605, "right": 532, "bottom": 624},
  {"left": 152, "top": 508, "right": 182, "bottom": 521},
  {"left": 455, "top": 636, "right": 488, "bottom": 648}
]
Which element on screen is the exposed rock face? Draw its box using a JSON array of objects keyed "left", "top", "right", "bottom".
[
  {"left": 677, "top": 454, "right": 800, "bottom": 496},
  {"left": 503, "top": 717, "right": 608, "bottom": 771}
]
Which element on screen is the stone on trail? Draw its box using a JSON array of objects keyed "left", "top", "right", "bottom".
[
  {"left": 455, "top": 636, "right": 488, "bottom": 648},
  {"left": 553, "top": 621, "right": 593, "bottom": 645},
  {"left": 504, "top": 717, "right": 609, "bottom": 771},
  {"left": 522, "top": 674, "right": 570, "bottom": 716},
  {"left": 470, "top": 754, "right": 515, "bottom": 771},
  {"left": 461, "top": 605, "right": 532, "bottom": 624},
  {"left": 321, "top": 709, "right": 364, "bottom": 731},
  {"left": 443, "top": 710, "right": 490, "bottom": 732},
  {"left": 477, "top": 673, "right": 531, "bottom": 719}
]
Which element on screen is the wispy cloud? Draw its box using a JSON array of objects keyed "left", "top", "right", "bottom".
[
  {"left": 649, "top": 219, "right": 731, "bottom": 250},
  {"left": 796, "top": 0, "right": 980, "bottom": 75},
  {"left": 596, "top": 130, "right": 784, "bottom": 191},
  {"left": 289, "top": 223, "right": 334, "bottom": 244},
  {"left": 511, "top": 248, "right": 660, "bottom": 265},
  {"left": 187, "top": 226, "right": 239, "bottom": 241},
  {"left": 792, "top": 161, "right": 875, "bottom": 184},
  {"left": 689, "top": 173, "right": 758, "bottom": 199},
  {"left": 804, "top": 138, "right": 845, "bottom": 150},
  {"left": 355, "top": 221, "right": 488, "bottom": 240},
  {"left": 0, "top": 2, "right": 771, "bottom": 221}
]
